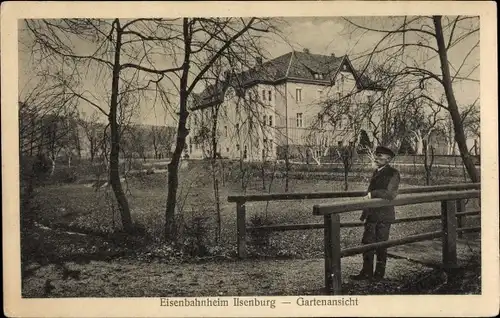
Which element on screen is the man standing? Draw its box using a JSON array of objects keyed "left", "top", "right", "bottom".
[{"left": 350, "top": 146, "right": 400, "bottom": 281}]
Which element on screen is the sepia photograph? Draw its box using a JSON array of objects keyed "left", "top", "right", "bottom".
[{"left": 2, "top": 1, "right": 498, "bottom": 317}]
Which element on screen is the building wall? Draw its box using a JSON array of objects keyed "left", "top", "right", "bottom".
[
  {"left": 187, "top": 64, "right": 417, "bottom": 162},
  {"left": 187, "top": 84, "right": 278, "bottom": 161}
]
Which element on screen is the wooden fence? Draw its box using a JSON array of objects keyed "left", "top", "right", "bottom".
[
  {"left": 313, "top": 189, "right": 480, "bottom": 295},
  {"left": 228, "top": 183, "right": 480, "bottom": 259}
]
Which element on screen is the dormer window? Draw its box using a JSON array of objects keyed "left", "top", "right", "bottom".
[{"left": 314, "top": 73, "right": 324, "bottom": 80}]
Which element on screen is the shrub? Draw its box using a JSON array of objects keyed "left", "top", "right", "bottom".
[
  {"left": 248, "top": 214, "right": 274, "bottom": 250},
  {"left": 179, "top": 216, "right": 211, "bottom": 257}
]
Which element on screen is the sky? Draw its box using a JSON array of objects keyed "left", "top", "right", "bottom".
[{"left": 18, "top": 16, "right": 480, "bottom": 126}]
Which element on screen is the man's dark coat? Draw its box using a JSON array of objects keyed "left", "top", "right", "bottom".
[{"left": 361, "top": 165, "right": 401, "bottom": 223}]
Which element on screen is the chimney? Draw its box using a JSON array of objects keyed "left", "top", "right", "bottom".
[
  {"left": 255, "top": 56, "right": 263, "bottom": 66},
  {"left": 303, "top": 48, "right": 310, "bottom": 54},
  {"left": 331, "top": 52, "right": 336, "bottom": 58}
]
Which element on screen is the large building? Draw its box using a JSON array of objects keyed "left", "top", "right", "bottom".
[{"left": 185, "top": 49, "right": 384, "bottom": 161}]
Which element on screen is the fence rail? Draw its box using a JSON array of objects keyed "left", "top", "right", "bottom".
[
  {"left": 228, "top": 183, "right": 480, "bottom": 203},
  {"left": 228, "top": 183, "right": 480, "bottom": 258},
  {"left": 316, "top": 189, "right": 480, "bottom": 295}
]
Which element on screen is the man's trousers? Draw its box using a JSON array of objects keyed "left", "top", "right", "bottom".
[{"left": 360, "top": 221, "right": 392, "bottom": 277}]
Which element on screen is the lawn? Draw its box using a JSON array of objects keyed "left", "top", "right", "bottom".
[
  {"left": 22, "top": 162, "right": 481, "bottom": 298},
  {"left": 30, "top": 163, "right": 479, "bottom": 260}
]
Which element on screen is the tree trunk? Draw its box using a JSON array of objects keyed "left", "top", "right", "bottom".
[
  {"left": 210, "top": 106, "right": 221, "bottom": 243},
  {"left": 433, "top": 16, "right": 479, "bottom": 183},
  {"left": 49, "top": 156, "right": 56, "bottom": 177},
  {"left": 240, "top": 158, "right": 245, "bottom": 190},
  {"left": 90, "top": 140, "right": 95, "bottom": 163},
  {"left": 211, "top": 106, "right": 219, "bottom": 160},
  {"left": 108, "top": 21, "right": 133, "bottom": 233},
  {"left": 343, "top": 168, "right": 349, "bottom": 191},
  {"left": 285, "top": 144, "right": 290, "bottom": 192},
  {"left": 423, "top": 140, "right": 431, "bottom": 185},
  {"left": 165, "top": 18, "right": 192, "bottom": 243},
  {"left": 212, "top": 161, "right": 221, "bottom": 243},
  {"left": 261, "top": 159, "right": 266, "bottom": 190}
]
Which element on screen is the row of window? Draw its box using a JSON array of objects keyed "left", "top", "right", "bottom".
[
  {"left": 216, "top": 113, "right": 351, "bottom": 131},
  {"left": 294, "top": 88, "right": 341, "bottom": 102},
  {"left": 235, "top": 139, "right": 273, "bottom": 152},
  {"left": 185, "top": 139, "right": 354, "bottom": 156},
  {"left": 295, "top": 113, "right": 356, "bottom": 129}
]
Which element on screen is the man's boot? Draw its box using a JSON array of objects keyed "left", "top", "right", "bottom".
[
  {"left": 373, "top": 251, "right": 388, "bottom": 281},
  {"left": 350, "top": 253, "right": 374, "bottom": 280}
]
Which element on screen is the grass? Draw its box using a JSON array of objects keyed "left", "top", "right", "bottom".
[
  {"left": 22, "top": 161, "right": 481, "bottom": 297},
  {"left": 31, "top": 166, "right": 480, "bottom": 259}
]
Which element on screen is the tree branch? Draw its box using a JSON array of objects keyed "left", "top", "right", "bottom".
[{"left": 187, "top": 18, "right": 257, "bottom": 95}]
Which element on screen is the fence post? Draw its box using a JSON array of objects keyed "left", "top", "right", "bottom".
[
  {"left": 324, "top": 213, "right": 342, "bottom": 295},
  {"left": 456, "top": 199, "right": 466, "bottom": 239},
  {"left": 237, "top": 200, "right": 247, "bottom": 258},
  {"left": 441, "top": 200, "right": 458, "bottom": 270}
]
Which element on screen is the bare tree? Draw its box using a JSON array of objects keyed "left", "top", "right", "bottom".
[
  {"left": 150, "top": 125, "right": 175, "bottom": 159},
  {"left": 24, "top": 18, "right": 186, "bottom": 233},
  {"left": 79, "top": 112, "right": 104, "bottom": 163},
  {"left": 422, "top": 139, "right": 435, "bottom": 185},
  {"left": 343, "top": 16, "right": 480, "bottom": 182},
  {"left": 162, "top": 17, "right": 277, "bottom": 242},
  {"left": 312, "top": 93, "right": 366, "bottom": 190},
  {"left": 19, "top": 76, "right": 79, "bottom": 159}
]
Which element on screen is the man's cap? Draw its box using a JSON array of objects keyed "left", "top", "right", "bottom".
[{"left": 375, "top": 146, "right": 395, "bottom": 157}]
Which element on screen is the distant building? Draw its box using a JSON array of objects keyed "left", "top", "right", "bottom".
[{"left": 186, "top": 49, "right": 384, "bottom": 161}]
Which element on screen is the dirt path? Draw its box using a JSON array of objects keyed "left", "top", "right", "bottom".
[{"left": 23, "top": 256, "right": 434, "bottom": 298}]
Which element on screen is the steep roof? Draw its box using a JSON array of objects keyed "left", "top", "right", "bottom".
[{"left": 192, "top": 50, "right": 383, "bottom": 110}]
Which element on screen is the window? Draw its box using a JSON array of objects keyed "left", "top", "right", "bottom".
[
  {"left": 269, "top": 115, "right": 273, "bottom": 126},
  {"left": 349, "top": 141, "right": 354, "bottom": 147},
  {"left": 296, "top": 88, "right": 302, "bottom": 102},
  {"left": 226, "top": 147, "right": 229, "bottom": 153},
  {"left": 263, "top": 115, "right": 267, "bottom": 126},
  {"left": 317, "top": 89, "right": 323, "bottom": 99},
  {"left": 338, "top": 141, "right": 343, "bottom": 146},
  {"left": 269, "top": 139, "right": 273, "bottom": 152},
  {"left": 296, "top": 113, "right": 303, "bottom": 127},
  {"left": 262, "top": 90, "right": 266, "bottom": 101},
  {"left": 236, "top": 144, "right": 240, "bottom": 151},
  {"left": 318, "top": 114, "right": 323, "bottom": 129},
  {"left": 243, "top": 145, "right": 248, "bottom": 159},
  {"left": 367, "top": 95, "right": 374, "bottom": 104},
  {"left": 236, "top": 123, "right": 239, "bottom": 133},
  {"left": 268, "top": 90, "right": 272, "bottom": 102},
  {"left": 337, "top": 92, "right": 342, "bottom": 101},
  {"left": 224, "top": 125, "right": 228, "bottom": 137}
]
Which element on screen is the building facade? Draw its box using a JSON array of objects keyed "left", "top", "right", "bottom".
[{"left": 186, "top": 50, "right": 383, "bottom": 162}]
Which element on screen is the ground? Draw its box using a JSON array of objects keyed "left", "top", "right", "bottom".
[
  {"left": 21, "top": 162, "right": 481, "bottom": 297},
  {"left": 23, "top": 255, "right": 436, "bottom": 298}
]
